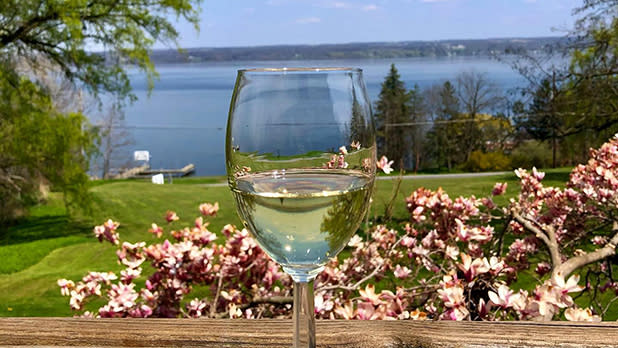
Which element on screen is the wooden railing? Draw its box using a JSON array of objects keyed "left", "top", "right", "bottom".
[{"left": 2, "top": 318, "right": 618, "bottom": 347}]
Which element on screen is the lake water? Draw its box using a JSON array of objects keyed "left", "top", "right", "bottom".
[{"left": 119, "top": 57, "right": 526, "bottom": 176}]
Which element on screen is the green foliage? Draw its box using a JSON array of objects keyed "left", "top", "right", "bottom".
[
  {"left": 0, "top": 67, "right": 96, "bottom": 222},
  {"left": 511, "top": 0, "right": 618, "bottom": 167},
  {"left": 462, "top": 151, "right": 511, "bottom": 172},
  {"left": 0, "top": 0, "right": 202, "bottom": 100},
  {"left": 0, "top": 0, "right": 202, "bottom": 222},
  {"left": 510, "top": 141, "right": 553, "bottom": 169}
]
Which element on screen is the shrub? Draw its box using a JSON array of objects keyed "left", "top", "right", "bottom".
[
  {"left": 510, "top": 140, "right": 552, "bottom": 169},
  {"left": 462, "top": 151, "right": 511, "bottom": 172}
]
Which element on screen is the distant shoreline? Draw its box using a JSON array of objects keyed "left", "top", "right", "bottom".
[{"left": 145, "top": 36, "right": 564, "bottom": 64}]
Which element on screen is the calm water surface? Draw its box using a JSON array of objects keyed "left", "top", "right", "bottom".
[{"left": 120, "top": 57, "right": 525, "bottom": 176}]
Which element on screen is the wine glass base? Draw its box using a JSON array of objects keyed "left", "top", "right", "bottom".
[{"left": 282, "top": 265, "right": 324, "bottom": 282}]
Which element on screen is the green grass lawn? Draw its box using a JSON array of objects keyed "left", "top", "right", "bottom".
[{"left": 0, "top": 168, "right": 584, "bottom": 317}]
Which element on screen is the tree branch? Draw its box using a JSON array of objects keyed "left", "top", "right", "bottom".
[
  {"left": 554, "top": 222, "right": 618, "bottom": 279},
  {"left": 511, "top": 211, "right": 562, "bottom": 270}
]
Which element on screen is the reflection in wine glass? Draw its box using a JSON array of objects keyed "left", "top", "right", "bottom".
[{"left": 226, "top": 68, "right": 376, "bottom": 348}]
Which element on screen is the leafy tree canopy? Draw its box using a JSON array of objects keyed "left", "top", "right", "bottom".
[
  {"left": 0, "top": 0, "right": 202, "bottom": 101},
  {"left": 0, "top": 0, "right": 202, "bottom": 223}
]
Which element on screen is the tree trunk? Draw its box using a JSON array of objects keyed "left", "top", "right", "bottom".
[{"left": 552, "top": 137, "right": 557, "bottom": 168}]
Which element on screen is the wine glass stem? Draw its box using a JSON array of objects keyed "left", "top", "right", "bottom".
[{"left": 293, "top": 280, "right": 315, "bottom": 348}]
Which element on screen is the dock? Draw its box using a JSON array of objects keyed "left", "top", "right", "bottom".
[
  {"left": 113, "top": 164, "right": 195, "bottom": 179},
  {"left": 140, "top": 163, "right": 195, "bottom": 176}
]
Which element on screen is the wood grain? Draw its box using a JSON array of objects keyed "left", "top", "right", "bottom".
[{"left": 1, "top": 318, "right": 618, "bottom": 348}]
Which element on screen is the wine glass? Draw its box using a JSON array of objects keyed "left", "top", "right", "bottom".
[{"left": 226, "top": 67, "right": 376, "bottom": 348}]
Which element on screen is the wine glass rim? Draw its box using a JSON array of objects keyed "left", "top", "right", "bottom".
[{"left": 238, "top": 67, "right": 362, "bottom": 74}]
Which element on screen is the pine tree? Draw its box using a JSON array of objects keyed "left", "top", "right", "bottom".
[
  {"left": 427, "top": 81, "right": 460, "bottom": 171},
  {"left": 349, "top": 86, "right": 371, "bottom": 148},
  {"left": 374, "top": 64, "right": 410, "bottom": 168},
  {"left": 407, "top": 84, "right": 427, "bottom": 173}
]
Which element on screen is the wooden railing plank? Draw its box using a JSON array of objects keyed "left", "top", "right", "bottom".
[{"left": 1, "top": 318, "right": 617, "bottom": 347}]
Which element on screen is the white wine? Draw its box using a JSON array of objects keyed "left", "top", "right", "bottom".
[{"left": 231, "top": 169, "right": 373, "bottom": 280}]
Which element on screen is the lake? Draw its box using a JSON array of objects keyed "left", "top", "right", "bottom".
[{"left": 117, "top": 57, "right": 526, "bottom": 177}]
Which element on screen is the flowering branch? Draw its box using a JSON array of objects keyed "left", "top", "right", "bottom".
[
  {"left": 511, "top": 211, "right": 562, "bottom": 273},
  {"left": 58, "top": 135, "right": 618, "bottom": 322}
]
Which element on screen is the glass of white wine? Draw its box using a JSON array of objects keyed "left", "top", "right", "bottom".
[{"left": 226, "top": 67, "right": 376, "bottom": 348}]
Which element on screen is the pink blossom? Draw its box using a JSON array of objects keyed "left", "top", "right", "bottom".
[
  {"left": 350, "top": 141, "right": 361, "bottom": 150},
  {"left": 565, "top": 307, "right": 601, "bottom": 322},
  {"left": 339, "top": 146, "right": 348, "bottom": 155},
  {"left": 591, "top": 236, "right": 608, "bottom": 246},
  {"left": 57, "top": 279, "right": 75, "bottom": 296},
  {"left": 94, "top": 219, "right": 120, "bottom": 245},
  {"left": 359, "top": 284, "right": 382, "bottom": 306},
  {"left": 228, "top": 303, "right": 242, "bottom": 319},
  {"left": 532, "top": 167, "right": 545, "bottom": 181},
  {"left": 445, "top": 245, "right": 459, "bottom": 260},
  {"left": 148, "top": 223, "right": 163, "bottom": 238},
  {"left": 165, "top": 210, "right": 179, "bottom": 223},
  {"left": 488, "top": 256, "right": 505, "bottom": 275},
  {"left": 120, "top": 268, "right": 142, "bottom": 284},
  {"left": 186, "top": 298, "right": 207, "bottom": 318},
  {"left": 334, "top": 301, "right": 355, "bottom": 319},
  {"left": 347, "top": 235, "right": 364, "bottom": 248},
  {"left": 535, "top": 262, "right": 551, "bottom": 276},
  {"left": 492, "top": 182, "right": 508, "bottom": 196},
  {"left": 377, "top": 155, "right": 394, "bottom": 174},
  {"left": 199, "top": 202, "right": 219, "bottom": 217},
  {"left": 552, "top": 273, "right": 584, "bottom": 294},
  {"left": 457, "top": 253, "right": 490, "bottom": 281},
  {"left": 314, "top": 292, "right": 334, "bottom": 314},
  {"left": 488, "top": 284, "right": 520, "bottom": 309},
  {"left": 69, "top": 290, "right": 85, "bottom": 310},
  {"left": 393, "top": 265, "right": 411, "bottom": 279},
  {"left": 356, "top": 302, "right": 383, "bottom": 320},
  {"left": 108, "top": 283, "right": 139, "bottom": 312},
  {"left": 409, "top": 309, "right": 428, "bottom": 320}
]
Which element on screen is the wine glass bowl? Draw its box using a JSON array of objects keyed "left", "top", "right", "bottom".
[{"left": 226, "top": 67, "right": 375, "bottom": 347}]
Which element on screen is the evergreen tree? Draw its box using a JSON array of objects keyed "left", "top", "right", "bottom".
[
  {"left": 374, "top": 64, "right": 411, "bottom": 168},
  {"left": 349, "top": 86, "right": 371, "bottom": 148},
  {"left": 436, "top": 81, "right": 460, "bottom": 170},
  {"left": 407, "top": 84, "right": 427, "bottom": 173},
  {"left": 515, "top": 78, "right": 566, "bottom": 168}
]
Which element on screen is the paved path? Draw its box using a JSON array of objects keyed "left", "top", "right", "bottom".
[
  {"left": 376, "top": 171, "right": 510, "bottom": 180},
  {"left": 199, "top": 171, "right": 511, "bottom": 187}
]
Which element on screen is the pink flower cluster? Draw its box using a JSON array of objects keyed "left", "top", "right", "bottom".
[
  {"left": 59, "top": 202, "right": 291, "bottom": 319},
  {"left": 59, "top": 135, "right": 618, "bottom": 321}
]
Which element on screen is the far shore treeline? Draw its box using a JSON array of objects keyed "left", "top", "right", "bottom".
[{"left": 146, "top": 37, "right": 563, "bottom": 63}]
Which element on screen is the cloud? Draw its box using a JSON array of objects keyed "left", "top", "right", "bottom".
[
  {"left": 362, "top": 4, "right": 379, "bottom": 11},
  {"left": 265, "top": 0, "right": 288, "bottom": 6},
  {"left": 331, "top": 1, "right": 351, "bottom": 8},
  {"left": 296, "top": 17, "right": 321, "bottom": 24},
  {"left": 316, "top": 1, "right": 352, "bottom": 9}
]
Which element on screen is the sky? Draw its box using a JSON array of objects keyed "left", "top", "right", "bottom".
[{"left": 165, "top": 0, "right": 582, "bottom": 48}]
